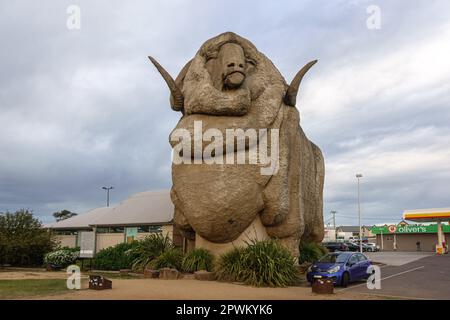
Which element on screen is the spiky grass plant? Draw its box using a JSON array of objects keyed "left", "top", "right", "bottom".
[
  {"left": 298, "top": 241, "right": 328, "bottom": 264},
  {"left": 149, "top": 247, "right": 183, "bottom": 270},
  {"left": 215, "top": 240, "right": 298, "bottom": 287},
  {"left": 215, "top": 246, "right": 245, "bottom": 282},
  {"left": 181, "top": 248, "right": 214, "bottom": 272},
  {"left": 131, "top": 233, "right": 174, "bottom": 271}
]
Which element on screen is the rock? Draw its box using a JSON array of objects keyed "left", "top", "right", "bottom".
[
  {"left": 144, "top": 268, "right": 160, "bottom": 278},
  {"left": 181, "top": 273, "right": 196, "bottom": 280},
  {"left": 150, "top": 32, "right": 324, "bottom": 257},
  {"left": 119, "top": 269, "right": 131, "bottom": 276},
  {"left": 194, "top": 270, "right": 216, "bottom": 281},
  {"left": 159, "top": 268, "right": 180, "bottom": 280}
]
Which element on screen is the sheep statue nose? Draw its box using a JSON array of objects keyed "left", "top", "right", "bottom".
[{"left": 220, "top": 43, "right": 247, "bottom": 89}]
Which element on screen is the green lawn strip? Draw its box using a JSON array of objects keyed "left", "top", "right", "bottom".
[{"left": 0, "top": 279, "right": 70, "bottom": 299}]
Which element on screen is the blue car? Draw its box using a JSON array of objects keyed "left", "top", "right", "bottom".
[{"left": 306, "top": 252, "right": 373, "bottom": 287}]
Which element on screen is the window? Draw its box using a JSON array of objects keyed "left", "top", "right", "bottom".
[
  {"left": 54, "top": 230, "right": 78, "bottom": 235},
  {"left": 138, "top": 226, "right": 150, "bottom": 233},
  {"left": 96, "top": 227, "right": 124, "bottom": 233},
  {"left": 348, "top": 255, "right": 358, "bottom": 265},
  {"left": 137, "top": 225, "right": 162, "bottom": 233},
  {"left": 110, "top": 227, "right": 124, "bottom": 233},
  {"left": 318, "top": 253, "right": 350, "bottom": 263},
  {"left": 96, "top": 227, "right": 110, "bottom": 234},
  {"left": 357, "top": 254, "right": 367, "bottom": 262}
]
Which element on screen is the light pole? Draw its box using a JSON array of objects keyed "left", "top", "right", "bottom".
[
  {"left": 356, "top": 174, "right": 363, "bottom": 253},
  {"left": 331, "top": 210, "right": 337, "bottom": 240},
  {"left": 102, "top": 186, "right": 114, "bottom": 207}
]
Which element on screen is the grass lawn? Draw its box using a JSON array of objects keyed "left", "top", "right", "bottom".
[{"left": 0, "top": 279, "right": 69, "bottom": 299}]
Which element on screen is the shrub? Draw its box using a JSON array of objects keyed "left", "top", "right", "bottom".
[
  {"left": 93, "top": 242, "right": 139, "bottom": 271},
  {"left": 150, "top": 248, "right": 183, "bottom": 270},
  {"left": 317, "top": 243, "right": 329, "bottom": 256},
  {"left": 131, "top": 233, "right": 174, "bottom": 271},
  {"left": 216, "top": 240, "right": 298, "bottom": 287},
  {"left": 299, "top": 241, "right": 328, "bottom": 264},
  {"left": 0, "top": 209, "right": 57, "bottom": 266},
  {"left": 182, "top": 248, "right": 214, "bottom": 272},
  {"left": 215, "top": 247, "right": 244, "bottom": 282},
  {"left": 44, "top": 248, "right": 79, "bottom": 268}
]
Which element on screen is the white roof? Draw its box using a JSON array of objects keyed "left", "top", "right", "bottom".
[
  {"left": 45, "top": 207, "right": 112, "bottom": 230},
  {"left": 47, "top": 190, "right": 174, "bottom": 230},
  {"left": 91, "top": 190, "right": 174, "bottom": 227}
]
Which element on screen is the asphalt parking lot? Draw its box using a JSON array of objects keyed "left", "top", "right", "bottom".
[
  {"left": 339, "top": 252, "right": 450, "bottom": 299},
  {"left": 365, "top": 251, "right": 433, "bottom": 266}
]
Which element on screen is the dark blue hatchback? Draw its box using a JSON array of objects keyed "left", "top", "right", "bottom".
[{"left": 306, "top": 252, "right": 372, "bottom": 287}]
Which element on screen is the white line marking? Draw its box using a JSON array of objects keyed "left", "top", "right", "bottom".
[{"left": 337, "top": 265, "right": 425, "bottom": 292}]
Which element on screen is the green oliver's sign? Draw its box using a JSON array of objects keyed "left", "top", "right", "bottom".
[{"left": 371, "top": 224, "right": 450, "bottom": 234}]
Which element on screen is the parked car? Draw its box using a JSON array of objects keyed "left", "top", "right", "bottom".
[
  {"left": 307, "top": 252, "right": 373, "bottom": 287},
  {"left": 322, "top": 242, "right": 349, "bottom": 252},
  {"left": 364, "top": 243, "right": 380, "bottom": 252},
  {"left": 344, "top": 242, "right": 360, "bottom": 252}
]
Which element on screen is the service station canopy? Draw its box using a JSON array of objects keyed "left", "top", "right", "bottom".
[
  {"left": 403, "top": 208, "right": 450, "bottom": 223},
  {"left": 371, "top": 223, "right": 450, "bottom": 235}
]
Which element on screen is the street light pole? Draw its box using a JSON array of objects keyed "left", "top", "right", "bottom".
[
  {"left": 331, "top": 210, "right": 337, "bottom": 240},
  {"left": 356, "top": 174, "right": 363, "bottom": 253},
  {"left": 102, "top": 186, "right": 114, "bottom": 207}
]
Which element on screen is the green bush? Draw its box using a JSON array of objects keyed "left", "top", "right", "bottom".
[
  {"left": 0, "top": 210, "right": 57, "bottom": 266},
  {"left": 131, "top": 233, "right": 174, "bottom": 271},
  {"left": 216, "top": 240, "right": 298, "bottom": 287},
  {"left": 317, "top": 243, "right": 328, "bottom": 256},
  {"left": 299, "top": 241, "right": 328, "bottom": 264},
  {"left": 150, "top": 248, "right": 183, "bottom": 270},
  {"left": 182, "top": 248, "right": 214, "bottom": 272},
  {"left": 93, "top": 242, "right": 139, "bottom": 271},
  {"left": 44, "top": 248, "right": 79, "bottom": 268}
]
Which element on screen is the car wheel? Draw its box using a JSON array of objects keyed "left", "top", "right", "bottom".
[{"left": 341, "top": 272, "right": 350, "bottom": 288}]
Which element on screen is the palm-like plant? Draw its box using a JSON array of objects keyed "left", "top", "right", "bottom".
[
  {"left": 214, "top": 246, "right": 244, "bottom": 282},
  {"left": 181, "top": 248, "right": 214, "bottom": 272},
  {"left": 131, "top": 233, "right": 174, "bottom": 271},
  {"left": 150, "top": 247, "right": 183, "bottom": 270},
  {"left": 299, "top": 241, "right": 328, "bottom": 264},
  {"left": 215, "top": 239, "right": 299, "bottom": 287}
]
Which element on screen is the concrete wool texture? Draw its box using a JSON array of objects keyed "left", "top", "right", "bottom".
[{"left": 152, "top": 32, "right": 324, "bottom": 257}]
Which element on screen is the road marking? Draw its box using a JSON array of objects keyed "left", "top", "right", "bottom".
[
  {"left": 379, "top": 265, "right": 424, "bottom": 281},
  {"left": 337, "top": 265, "right": 425, "bottom": 292}
]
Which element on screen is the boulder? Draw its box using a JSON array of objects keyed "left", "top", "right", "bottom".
[
  {"left": 144, "top": 268, "right": 160, "bottom": 278},
  {"left": 159, "top": 268, "right": 180, "bottom": 280},
  {"left": 194, "top": 270, "right": 216, "bottom": 281},
  {"left": 119, "top": 269, "right": 131, "bottom": 276}
]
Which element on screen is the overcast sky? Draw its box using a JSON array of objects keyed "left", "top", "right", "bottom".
[{"left": 1, "top": 0, "right": 449, "bottom": 226}]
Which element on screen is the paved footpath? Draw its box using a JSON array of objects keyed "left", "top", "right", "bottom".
[{"left": 339, "top": 254, "right": 450, "bottom": 299}]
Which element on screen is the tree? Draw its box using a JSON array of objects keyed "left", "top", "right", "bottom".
[
  {"left": 53, "top": 209, "right": 77, "bottom": 222},
  {"left": 0, "top": 209, "right": 57, "bottom": 266}
]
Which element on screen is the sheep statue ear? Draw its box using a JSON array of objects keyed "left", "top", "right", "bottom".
[
  {"left": 148, "top": 56, "right": 184, "bottom": 111},
  {"left": 284, "top": 60, "right": 317, "bottom": 107}
]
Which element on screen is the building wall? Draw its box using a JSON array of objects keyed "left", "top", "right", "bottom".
[
  {"left": 323, "top": 229, "right": 336, "bottom": 241},
  {"left": 53, "top": 224, "right": 174, "bottom": 253},
  {"left": 161, "top": 225, "right": 173, "bottom": 240},
  {"left": 376, "top": 233, "right": 448, "bottom": 252},
  {"left": 96, "top": 233, "right": 124, "bottom": 252},
  {"left": 55, "top": 235, "right": 77, "bottom": 248}
]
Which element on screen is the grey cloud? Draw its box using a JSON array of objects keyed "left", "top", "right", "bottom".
[{"left": 1, "top": 1, "right": 449, "bottom": 226}]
